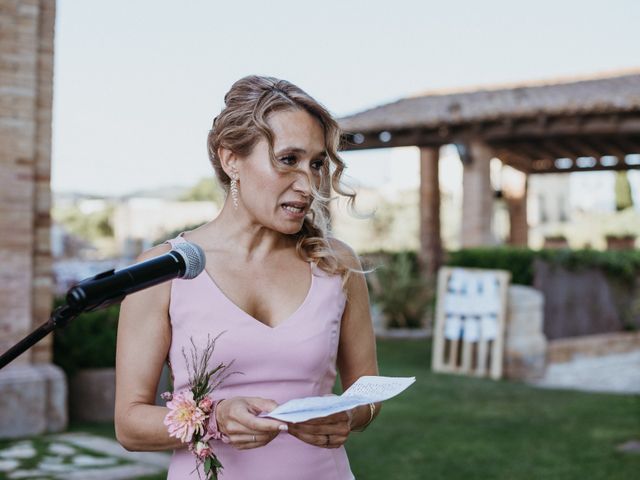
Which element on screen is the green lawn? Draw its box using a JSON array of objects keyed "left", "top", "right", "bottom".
[
  {"left": 345, "top": 339, "right": 640, "bottom": 480},
  {"left": 6, "top": 339, "right": 638, "bottom": 480}
]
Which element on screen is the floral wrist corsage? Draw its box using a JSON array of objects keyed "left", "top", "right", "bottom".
[{"left": 163, "top": 335, "right": 235, "bottom": 480}]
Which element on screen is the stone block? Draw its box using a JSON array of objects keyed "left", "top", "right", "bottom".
[
  {"left": 504, "top": 285, "right": 548, "bottom": 380},
  {"left": 0, "top": 363, "right": 67, "bottom": 439},
  {"left": 33, "top": 363, "right": 68, "bottom": 432},
  {"left": 69, "top": 368, "right": 116, "bottom": 422}
]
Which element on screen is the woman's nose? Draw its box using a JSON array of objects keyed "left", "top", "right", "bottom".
[{"left": 292, "top": 170, "right": 312, "bottom": 196}]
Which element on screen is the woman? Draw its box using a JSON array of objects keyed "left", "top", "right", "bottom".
[{"left": 115, "top": 75, "right": 380, "bottom": 479}]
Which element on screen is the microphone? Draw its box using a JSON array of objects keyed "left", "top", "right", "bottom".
[{"left": 65, "top": 242, "right": 206, "bottom": 312}]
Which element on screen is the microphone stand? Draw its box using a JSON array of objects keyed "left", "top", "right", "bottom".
[
  {"left": 0, "top": 243, "right": 200, "bottom": 370},
  {"left": 0, "top": 304, "right": 80, "bottom": 369}
]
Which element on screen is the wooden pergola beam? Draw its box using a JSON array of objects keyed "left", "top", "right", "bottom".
[
  {"left": 493, "top": 149, "right": 533, "bottom": 173},
  {"left": 529, "top": 161, "right": 640, "bottom": 174},
  {"left": 341, "top": 112, "right": 640, "bottom": 152},
  {"left": 615, "top": 136, "right": 640, "bottom": 154},
  {"left": 586, "top": 136, "right": 627, "bottom": 159},
  {"left": 492, "top": 140, "right": 555, "bottom": 162},
  {"left": 562, "top": 137, "right": 603, "bottom": 159},
  {"left": 539, "top": 140, "right": 579, "bottom": 160}
]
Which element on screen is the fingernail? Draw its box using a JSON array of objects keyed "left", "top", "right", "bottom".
[{"left": 278, "top": 424, "right": 288, "bottom": 432}]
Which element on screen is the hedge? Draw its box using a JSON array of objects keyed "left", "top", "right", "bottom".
[{"left": 447, "top": 248, "right": 640, "bottom": 284}]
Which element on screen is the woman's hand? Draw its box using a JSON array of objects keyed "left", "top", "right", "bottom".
[
  {"left": 286, "top": 409, "right": 353, "bottom": 449},
  {"left": 215, "top": 397, "right": 288, "bottom": 450}
]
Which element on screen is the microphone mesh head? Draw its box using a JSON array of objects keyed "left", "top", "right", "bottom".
[{"left": 173, "top": 242, "right": 206, "bottom": 279}]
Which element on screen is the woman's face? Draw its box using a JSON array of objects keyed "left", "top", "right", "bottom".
[{"left": 235, "top": 108, "right": 327, "bottom": 235}]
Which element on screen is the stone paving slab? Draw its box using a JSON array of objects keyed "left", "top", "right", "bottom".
[
  {"left": 50, "top": 433, "right": 171, "bottom": 468},
  {"left": 63, "top": 464, "right": 163, "bottom": 480},
  {"left": 0, "top": 432, "right": 171, "bottom": 480}
]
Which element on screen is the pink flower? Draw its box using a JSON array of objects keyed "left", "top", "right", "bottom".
[
  {"left": 194, "top": 440, "right": 213, "bottom": 460},
  {"left": 163, "top": 390, "right": 207, "bottom": 443},
  {"left": 199, "top": 396, "right": 213, "bottom": 413},
  {"left": 160, "top": 391, "right": 173, "bottom": 401}
]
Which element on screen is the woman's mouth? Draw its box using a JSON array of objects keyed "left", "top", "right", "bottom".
[{"left": 281, "top": 203, "right": 307, "bottom": 218}]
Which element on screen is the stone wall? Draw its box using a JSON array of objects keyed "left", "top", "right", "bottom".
[
  {"left": 533, "top": 260, "right": 639, "bottom": 339},
  {"left": 0, "top": 0, "right": 64, "bottom": 439},
  {"left": 0, "top": 0, "right": 54, "bottom": 363}
]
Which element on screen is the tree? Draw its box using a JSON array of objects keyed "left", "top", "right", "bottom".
[
  {"left": 180, "top": 177, "right": 225, "bottom": 206},
  {"left": 54, "top": 205, "right": 114, "bottom": 241}
]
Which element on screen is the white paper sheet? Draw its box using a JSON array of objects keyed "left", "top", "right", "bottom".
[
  {"left": 259, "top": 376, "right": 416, "bottom": 423},
  {"left": 480, "top": 314, "right": 498, "bottom": 340},
  {"left": 444, "top": 315, "right": 462, "bottom": 340},
  {"left": 444, "top": 271, "right": 500, "bottom": 317},
  {"left": 462, "top": 317, "right": 480, "bottom": 342}
]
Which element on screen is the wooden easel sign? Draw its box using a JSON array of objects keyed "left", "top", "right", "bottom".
[{"left": 432, "top": 267, "right": 510, "bottom": 380}]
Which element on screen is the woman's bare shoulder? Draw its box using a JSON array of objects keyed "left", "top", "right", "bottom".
[
  {"left": 135, "top": 243, "right": 173, "bottom": 263},
  {"left": 327, "top": 237, "right": 361, "bottom": 269}
]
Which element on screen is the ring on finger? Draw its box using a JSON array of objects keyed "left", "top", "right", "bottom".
[
  {"left": 325, "top": 434, "right": 330, "bottom": 446},
  {"left": 252, "top": 434, "right": 256, "bottom": 442}
]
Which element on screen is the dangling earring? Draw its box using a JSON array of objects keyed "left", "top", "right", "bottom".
[{"left": 230, "top": 173, "right": 239, "bottom": 209}]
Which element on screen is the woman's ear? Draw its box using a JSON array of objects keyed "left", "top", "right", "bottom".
[{"left": 218, "top": 147, "right": 239, "bottom": 178}]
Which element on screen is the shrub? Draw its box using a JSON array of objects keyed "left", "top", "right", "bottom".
[
  {"left": 365, "top": 251, "right": 432, "bottom": 328},
  {"left": 52, "top": 297, "right": 120, "bottom": 375},
  {"left": 446, "top": 247, "right": 537, "bottom": 285}
]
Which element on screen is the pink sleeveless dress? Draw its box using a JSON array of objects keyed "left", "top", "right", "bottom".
[{"left": 165, "top": 236, "right": 355, "bottom": 479}]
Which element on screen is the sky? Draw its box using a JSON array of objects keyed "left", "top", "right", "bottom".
[{"left": 51, "top": 0, "right": 640, "bottom": 199}]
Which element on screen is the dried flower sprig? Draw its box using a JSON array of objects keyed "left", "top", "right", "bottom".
[{"left": 164, "top": 332, "right": 238, "bottom": 480}]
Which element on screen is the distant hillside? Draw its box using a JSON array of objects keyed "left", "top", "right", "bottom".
[
  {"left": 120, "top": 185, "right": 191, "bottom": 200},
  {"left": 53, "top": 185, "right": 191, "bottom": 203}
]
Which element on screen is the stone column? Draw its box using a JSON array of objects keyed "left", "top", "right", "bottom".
[
  {"left": 32, "top": 0, "right": 55, "bottom": 363},
  {"left": 0, "top": 0, "right": 66, "bottom": 439},
  {"left": 1, "top": 0, "right": 38, "bottom": 365},
  {"left": 461, "top": 140, "right": 494, "bottom": 247},
  {"left": 501, "top": 165, "right": 529, "bottom": 246},
  {"left": 419, "top": 146, "right": 442, "bottom": 275}
]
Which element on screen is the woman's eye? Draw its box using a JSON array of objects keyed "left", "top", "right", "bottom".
[
  {"left": 280, "top": 155, "right": 296, "bottom": 165},
  {"left": 312, "top": 160, "right": 326, "bottom": 170}
]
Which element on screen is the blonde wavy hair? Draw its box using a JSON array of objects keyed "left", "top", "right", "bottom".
[{"left": 207, "top": 75, "right": 364, "bottom": 286}]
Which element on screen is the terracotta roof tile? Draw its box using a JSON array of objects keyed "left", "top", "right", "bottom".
[{"left": 339, "top": 70, "right": 640, "bottom": 132}]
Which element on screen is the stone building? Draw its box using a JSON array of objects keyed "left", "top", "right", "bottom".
[{"left": 0, "top": 0, "right": 65, "bottom": 438}]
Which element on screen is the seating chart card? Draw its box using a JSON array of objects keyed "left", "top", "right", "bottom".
[{"left": 432, "top": 267, "right": 510, "bottom": 380}]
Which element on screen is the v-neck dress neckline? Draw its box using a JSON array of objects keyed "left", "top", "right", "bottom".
[
  {"left": 174, "top": 232, "right": 316, "bottom": 330},
  {"left": 200, "top": 261, "right": 316, "bottom": 330}
]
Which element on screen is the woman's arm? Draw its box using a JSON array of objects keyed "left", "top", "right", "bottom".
[
  {"left": 114, "top": 244, "right": 182, "bottom": 451},
  {"left": 332, "top": 239, "right": 381, "bottom": 429},
  {"left": 286, "top": 239, "right": 381, "bottom": 448}
]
